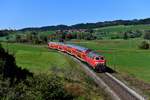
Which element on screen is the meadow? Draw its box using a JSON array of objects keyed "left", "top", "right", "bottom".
[
  {"left": 70, "top": 39, "right": 150, "bottom": 83},
  {"left": 1, "top": 38, "right": 150, "bottom": 98},
  {"left": 1, "top": 42, "right": 106, "bottom": 100},
  {"left": 3, "top": 39, "right": 149, "bottom": 83},
  {"left": 95, "top": 25, "right": 150, "bottom": 33},
  {"left": 1, "top": 43, "right": 75, "bottom": 73}
]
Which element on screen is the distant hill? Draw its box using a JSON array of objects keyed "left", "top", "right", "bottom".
[
  {"left": 1, "top": 18, "right": 150, "bottom": 42},
  {"left": 19, "top": 18, "right": 150, "bottom": 31}
]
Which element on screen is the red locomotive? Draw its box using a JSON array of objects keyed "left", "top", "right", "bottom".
[{"left": 48, "top": 42, "right": 106, "bottom": 72}]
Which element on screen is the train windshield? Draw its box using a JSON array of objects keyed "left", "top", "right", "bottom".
[
  {"left": 95, "top": 56, "right": 104, "bottom": 60},
  {"left": 95, "top": 57, "right": 100, "bottom": 60}
]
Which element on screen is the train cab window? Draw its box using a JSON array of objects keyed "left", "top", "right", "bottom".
[
  {"left": 101, "top": 57, "right": 104, "bottom": 60},
  {"left": 95, "top": 57, "right": 100, "bottom": 60}
]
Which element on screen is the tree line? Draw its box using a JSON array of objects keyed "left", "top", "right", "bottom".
[
  {"left": 15, "top": 31, "right": 48, "bottom": 44},
  {"left": 19, "top": 18, "right": 150, "bottom": 31},
  {"left": 1, "top": 28, "right": 150, "bottom": 45},
  {"left": 0, "top": 30, "right": 14, "bottom": 37},
  {"left": 49, "top": 29, "right": 150, "bottom": 41}
]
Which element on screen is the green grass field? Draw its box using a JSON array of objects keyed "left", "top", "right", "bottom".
[
  {"left": 2, "top": 39, "right": 150, "bottom": 83},
  {"left": 71, "top": 39, "right": 150, "bottom": 83},
  {"left": 1, "top": 43, "right": 77, "bottom": 73},
  {"left": 95, "top": 25, "right": 150, "bottom": 33},
  {"left": 1, "top": 43, "right": 106, "bottom": 99},
  {"left": 94, "top": 25, "right": 150, "bottom": 39},
  {"left": 1, "top": 39, "right": 150, "bottom": 98}
]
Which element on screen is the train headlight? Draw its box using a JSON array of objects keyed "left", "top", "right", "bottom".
[
  {"left": 95, "top": 62, "right": 99, "bottom": 65},
  {"left": 96, "top": 62, "right": 105, "bottom": 65}
]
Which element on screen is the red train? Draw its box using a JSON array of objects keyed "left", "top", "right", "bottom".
[{"left": 48, "top": 42, "right": 106, "bottom": 72}]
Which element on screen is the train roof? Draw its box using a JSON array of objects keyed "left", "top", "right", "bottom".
[
  {"left": 48, "top": 42, "right": 65, "bottom": 45},
  {"left": 67, "top": 44, "right": 90, "bottom": 52},
  {"left": 88, "top": 51, "right": 101, "bottom": 57},
  {"left": 48, "top": 42, "right": 90, "bottom": 52}
]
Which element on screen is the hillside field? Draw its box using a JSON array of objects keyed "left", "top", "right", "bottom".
[
  {"left": 2, "top": 39, "right": 149, "bottom": 82},
  {"left": 1, "top": 42, "right": 106, "bottom": 100},
  {"left": 70, "top": 39, "right": 150, "bottom": 83},
  {"left": 1, "top": 43, "right": 80, "bottom": 73},
  {"left": 1, "top": 38, "right": 150, "bottom": 98},
  {"left": 95, "top": 25, "right": 150, "bottom": 33}
]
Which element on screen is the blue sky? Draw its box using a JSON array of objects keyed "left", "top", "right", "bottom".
[{"left": 0, "top": 0, "right": 150, "bottom": 29}]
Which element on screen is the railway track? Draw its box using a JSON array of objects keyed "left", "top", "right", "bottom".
[
  {"left": 98, "top": 73, "right": 145, "bottom": 100},
  {"left": 62, "top": 52, "right": 145, "bottom": 100}
]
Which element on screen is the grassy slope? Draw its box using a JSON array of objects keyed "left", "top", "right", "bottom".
[
  {"left": 1, "top": 43, "right": 72, "bottom": 73},
  {"left": 3, "top": 41, "right": 150, "bottom": 82},
  {"left": 1, "top": 43, "right": 105, "bottom": 100},
  {"left": 95, "top": 25, "right": 150, "bottom": 33},
  {"left": 38, "top": 30, "right": 55, "bottom": 36},
  {"left": 71, "top": 39, "right": 150, "bottom": 82}
]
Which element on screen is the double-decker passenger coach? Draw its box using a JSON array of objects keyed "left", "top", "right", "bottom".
[{"left": 48, "top": 42, "right": 106, "bottom": 72}]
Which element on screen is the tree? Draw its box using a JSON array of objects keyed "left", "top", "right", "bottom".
[
  {"left": 123, "top": 32, "right": 128, "bottom": 40},
  {"left": 84, "top": 32, "right": 95, "bottom": 40},
  {"left": 16, "top": 35, "right": 21, "bottom": 43},
  {"left": 66, "top": 33, "right": 73, "bottom": 40},
  {"left": 6, "top": 36, "right": 10, "bottom": 41},
  {"left": 26, "top": 33, "right": 33, "bottom": 43}
]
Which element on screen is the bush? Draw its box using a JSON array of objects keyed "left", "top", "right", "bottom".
[
  {"left": 128, "top": 30, "right": 142, "bottom": 38},
  {"left": 0, "top": 74, "right": 75, "bottom": 100},
  {"left": 139, "top": 41, "right": 150, "bottom": 49},
  {"left": 144, "top": 31, "right": 150, "bottom": 40}
]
